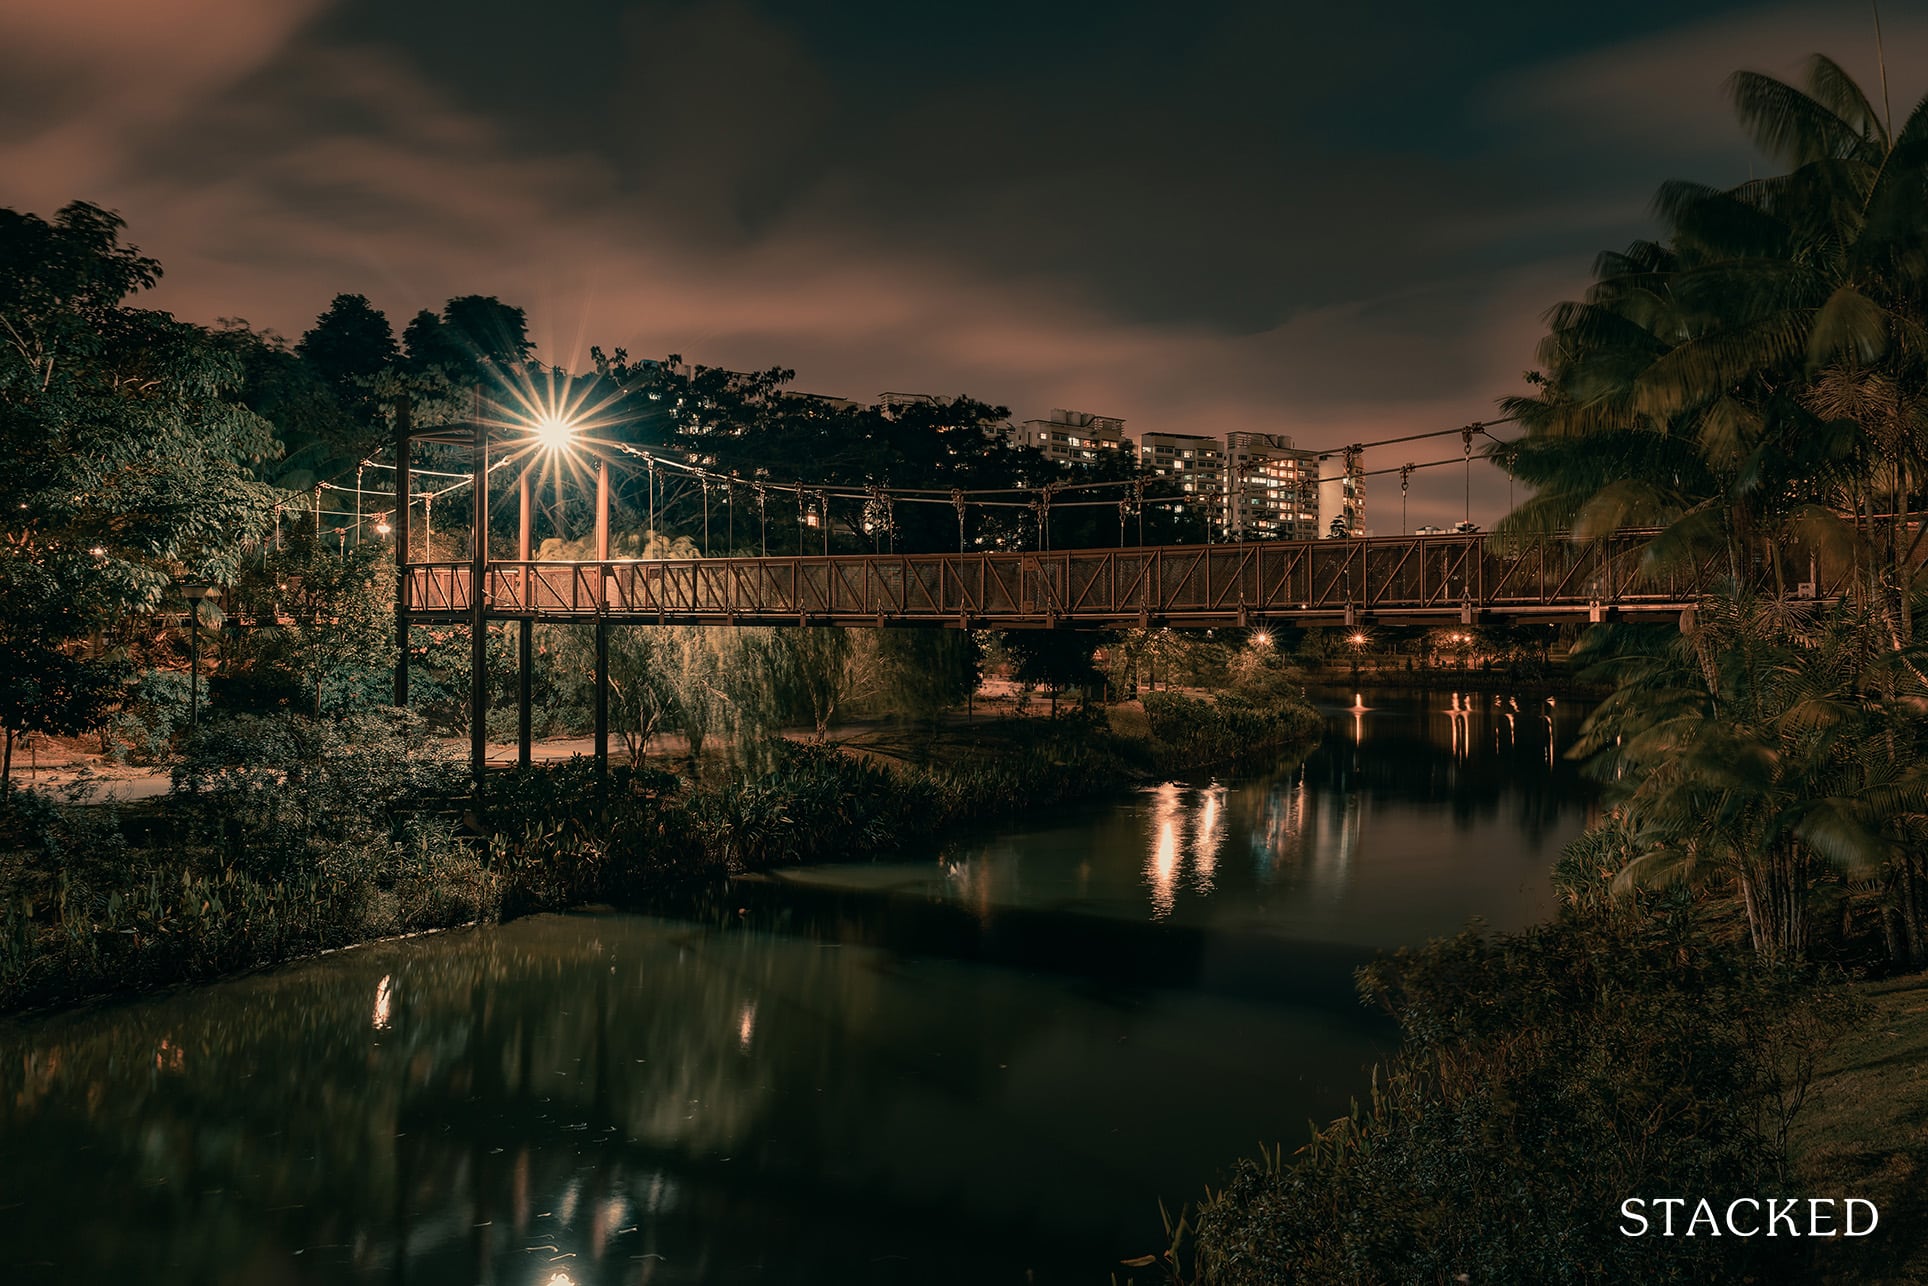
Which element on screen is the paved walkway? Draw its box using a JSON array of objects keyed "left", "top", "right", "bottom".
[{"left": 7, "top": 688, "right": 1061, "bottom": 803}]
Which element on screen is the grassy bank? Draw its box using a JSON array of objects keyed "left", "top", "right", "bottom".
[
  {"left": 1163, "top": 899, "right": 1870, "bottom": 1285},
  {"left": 1790, "top": 972, "right": 1928, "bottom": 1285},
  {"left": 0, "top": 682, "right": 1320, "bottom": 1014}
]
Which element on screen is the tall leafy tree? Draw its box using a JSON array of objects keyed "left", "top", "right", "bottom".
[
  {"left": 400, "top": 308, "right": 470, "bottom": 379},
  {"left": 1498, "top": 57, "right": 1928, "bottom": 962},
  {"left": 295, "top": 292, "right": 397, "bottom": 439},
  {"left": 1499, "top": 56, "right": 1928, "bottom": 636},
  {"left": 0, "top": 202, "right": 282, "bottom": 761},
  {"left": 442, "top": 295, "right": 533, "bottom": 373},
  {"left": 297, "top": 294, "right": 396, "bottom": 400}
]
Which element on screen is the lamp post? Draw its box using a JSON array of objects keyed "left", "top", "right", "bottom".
[
  {"left": 525, "top": 408, "right": 608, "bottom": 788},
  {"left": 181, "top": 584, "right": 222, "bottom": 730},
  {"left": 393, "top": 396, "right": 412, "bottom": 709}
]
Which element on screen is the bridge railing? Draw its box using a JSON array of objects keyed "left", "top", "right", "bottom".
[{"left": 403, "top": 530, "right": 1851, "bottom": 624}]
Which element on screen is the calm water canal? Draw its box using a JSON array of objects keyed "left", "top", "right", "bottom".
[{"left": 0, "top": 688, "right": 1594, "bottom": 1285}]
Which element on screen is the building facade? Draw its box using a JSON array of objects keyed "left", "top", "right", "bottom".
[
  {"left": 1008, "top": 408, "right": 1132, "bottom": 464},
  {"left": 1138, "top": 431, "right": 1228, "bottom": 535},
  {"left": 1224, "top": 432, "right": 1321, "bottom": 541},
  {"left": 1317, "top": 449, "right": 1367, "bottom": 537}
]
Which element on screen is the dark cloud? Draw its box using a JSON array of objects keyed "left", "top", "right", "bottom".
[{"left": 3, "top": 0, "right": 1925, "bottom": 530}]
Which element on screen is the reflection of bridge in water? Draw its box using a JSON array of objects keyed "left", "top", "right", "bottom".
[{"left": 404, "top": 529, "right": 1838, "bottom": 630}]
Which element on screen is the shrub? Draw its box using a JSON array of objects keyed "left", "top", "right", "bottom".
[
  {"left": 1191, "top": 908, "right": 1859, "bottom": 1285},
  {"left": 105, "top": 668, "right": 191, "bottom": 763},
  {"left": 1143, "top": 684, "right": 1320, "bottom": 774}
]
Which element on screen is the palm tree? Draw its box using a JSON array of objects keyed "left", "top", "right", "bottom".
[
  {"left": 1572, "top": 593, "right": 1928, "bottom": 961},
  {"left": 1498, "top": 55, "right": 1928, "bottom": 640}
]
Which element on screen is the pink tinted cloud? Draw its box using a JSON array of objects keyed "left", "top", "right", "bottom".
[
  {"left": 1496, "top": 0, "right": 1928, "bottom": 156},
  {"left": 4, "top": 7, "right": 1570, "bottom": 532},
  {"left": 0, "top": 0, "right": 329, "bottom": 207}
]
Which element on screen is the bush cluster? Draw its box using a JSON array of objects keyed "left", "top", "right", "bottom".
[
  {"left": 1189, "top": 903, "right": 1859, "bottom": 1285},
  {"left": 0, "top": 708, "right": 1149, "bottom": 1010},
  {"left": 1142, "top": 679, "right": 1322, "bottom": 775}
]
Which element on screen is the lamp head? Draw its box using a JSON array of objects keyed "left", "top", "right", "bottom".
[{"left": 531, "top": 413, "right": 576, "bottom": 453}]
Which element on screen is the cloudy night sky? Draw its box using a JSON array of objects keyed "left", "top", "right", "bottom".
[{"left": 5, "top": 0, "right": 1926, "bottom": 526}]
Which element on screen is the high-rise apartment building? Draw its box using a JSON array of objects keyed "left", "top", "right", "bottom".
[
  {"left": 1317, "top": 449, "right": 1367, "bottom": 537},
  {"left": 1138, "top": 431, "right": 1228, "bottom": 535},
  {"left": 1224, "top": 432, "right": 1321, "bottom": 540},
  {"left": 1008, "top": 408, "right": 1132, "bottom": 463}
]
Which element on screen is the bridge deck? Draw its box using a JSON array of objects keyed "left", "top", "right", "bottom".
[{"left": 401, "top": 532, "right": 1823, "bottom": 628}]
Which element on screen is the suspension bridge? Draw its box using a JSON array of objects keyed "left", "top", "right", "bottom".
[
  {"left": 401, "top": 530, "right": 1803, "bottom": 631},
  {"left": 311, "top": 407, "right": 1842, "bottom": 787}
]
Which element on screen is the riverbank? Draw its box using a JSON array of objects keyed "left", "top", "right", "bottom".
[
  {"left": 0, "top": 682, "right": 1321, "bottom": 1015},
  {"left": 1151, "top": 890, "right": 1928, "bottom": 1286}
]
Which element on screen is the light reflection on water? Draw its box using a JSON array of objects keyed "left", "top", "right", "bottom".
[{"left": 927, "top": 688, "right": 1589, "bottom": 945}]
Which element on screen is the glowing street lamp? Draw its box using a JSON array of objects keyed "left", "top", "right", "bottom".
[{"left": 531, "top": 412, "right": 578, "bottom": 453}]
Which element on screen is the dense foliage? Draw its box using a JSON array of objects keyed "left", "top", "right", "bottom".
[
  {"left": 0, "top": 204, "right": 280, "bottom": 787},
  {"left": 1494, "top": 56, "right": 1928, "bottom": 967},
  {"left": 0, "top": 707, "right": 1151, "bottom": 1011},
  {"left": 1190, "top": 907, "right": 1858, "bottom": 1285}
]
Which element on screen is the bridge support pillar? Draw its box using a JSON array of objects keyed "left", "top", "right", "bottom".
[
  {"left": 518, "top": 471, "right": 532, "bottom": 768},
  {"left": 517, "top": 622, "right": 533, "bottom": 767},
  {"left": 594, "top": 617, "right": 610, "bottom": 793},
  {"left": 469, "top": 420, "right": 489, "bottom": 798}
]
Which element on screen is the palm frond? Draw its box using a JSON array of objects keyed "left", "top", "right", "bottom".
[
  {"left": 1794, "top": 800, "right": 1891, "bottom": 876},
  {"left": 1806, "top": 285, "right": 1890, "bottom": 369},
  {"left": 1609, "top": 844, "right": 1713, "bottom": 896},
  {"left": 1728, "top": 69, "right": 1877, "bottom": 166},
  {"left": 1804, "top": 55, "right": 1888, "bottom": 149}
]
